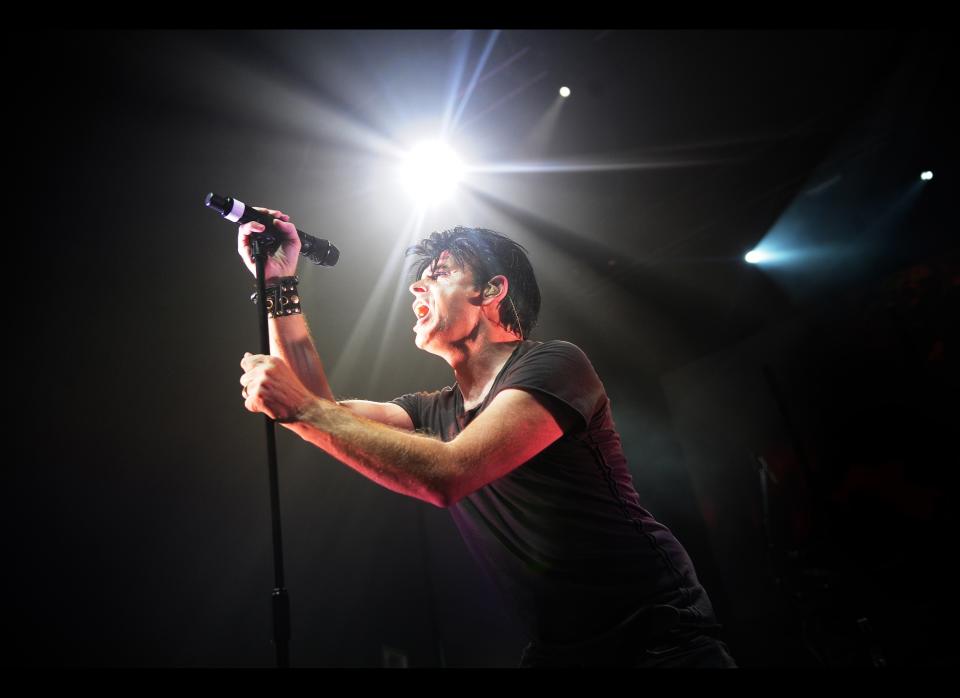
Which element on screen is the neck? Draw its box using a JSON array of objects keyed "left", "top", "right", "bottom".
[{"left": 444, "top": 329, "right": 522, "bottom": 408}]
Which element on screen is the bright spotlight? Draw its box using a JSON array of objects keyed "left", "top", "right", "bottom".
[
  {"left": 399, "top": 140, "right": 465, "bottom": 205},
  {"left": 920, "top": 170, "right": 933, "bottom": 181},
  {"left": 745, "top": 249, "right": 769, "bottom": 264},
  {"left": 559, "top": 86, "right": 571, "bottom": 98}
]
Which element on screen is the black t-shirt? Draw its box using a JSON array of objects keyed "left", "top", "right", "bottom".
[{"left": 390, "top": 340, "right": 718, "bottom": 647}]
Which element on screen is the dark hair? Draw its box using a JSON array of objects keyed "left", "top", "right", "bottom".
[{"left": 406, "top": 226, "right": 541, "bottom": 339}]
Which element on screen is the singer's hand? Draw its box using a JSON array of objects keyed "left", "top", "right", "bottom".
[
  {"left": 240, "top": 352, "right": 317, "bottom": 422},
  {"left": 237, "top": 207, "right": 302, "bottom": 281}
]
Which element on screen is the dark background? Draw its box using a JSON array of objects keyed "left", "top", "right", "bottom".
[{"left": 8, "top": 29, "right": 955, "bottom": 666}]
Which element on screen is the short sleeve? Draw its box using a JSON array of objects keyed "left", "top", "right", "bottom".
[
  {"left": 493, "top": 341, "right": 605, "bottom": 432},
  {"left": 389, "top": 392, "right": 425, "bottom": 431}
]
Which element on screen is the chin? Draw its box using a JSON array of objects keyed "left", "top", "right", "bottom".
[
  {"left": 413, "top": 332, "right": 431, "bottom": 351},
  {"left": 414, "top": 334, "right": 443, "bottom": 357}
]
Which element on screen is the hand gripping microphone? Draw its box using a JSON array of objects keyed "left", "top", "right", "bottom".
[{"left": 204, "top": 192, "right": 340, "bottom": 267}]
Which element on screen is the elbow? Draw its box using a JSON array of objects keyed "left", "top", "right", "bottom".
[
  {"left": 412, "top": 471, "right": 455, "bottom": 508},
  {"left": 430, "top": 473, "right": 467, "bottom": 508},
  {"left": 428, "top": 442, "right": 478, "bottom": 508},
  {"left": 428, "top": 445, "right": 463, "bottom": 508}
]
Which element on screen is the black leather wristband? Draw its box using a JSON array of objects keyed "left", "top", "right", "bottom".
[{"left": 250, "top": 276, "right": 302, "bottom": 319}]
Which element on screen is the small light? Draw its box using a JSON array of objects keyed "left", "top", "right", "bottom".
[
  {"left": 920, "top": 171, "right": 933, "bottom": 181},
  {"left": 559, "top": 86, "right": 571, "bottom": 98},
  {"left": 745, "top": 250, "right": 768, "bottom": 264}
]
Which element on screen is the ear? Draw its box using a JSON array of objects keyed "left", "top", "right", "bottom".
[{"left": 481, "top": 275, "right": 509, "bottom": 306}]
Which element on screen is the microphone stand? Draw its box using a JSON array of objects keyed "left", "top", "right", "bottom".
[{"left": 251, "top": 234, "right": 291, "bottom": 668}]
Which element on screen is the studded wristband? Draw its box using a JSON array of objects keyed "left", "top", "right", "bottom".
[{"left": 250, "top": 276, "right": 302, "bottom": 319}]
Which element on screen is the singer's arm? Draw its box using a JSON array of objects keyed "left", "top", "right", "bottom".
[
  {"left": 268, "top": 315, "right": 413, "bottom": 430},
  {"left": 239, "top": 353, "right": 569, "bottom": 506},
  {"left": 267, "top": 315, "right": 333, "bottom": 401},
  {"left": 239, "top": 210, "right": 411, "bottom": 430},
  {"left": 284, "top": 389, "right": 566, "bottom": 507}
]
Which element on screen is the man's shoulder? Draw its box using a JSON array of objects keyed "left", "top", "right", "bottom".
[
  {"left": 500, "top": 339, "right": 606, "bottom": 431},
  {"left": 519, "top": 339, "right": 593, "bottom": 364},
  {"left": 508, "top": 339, "right": 602, "bottom": 386}
]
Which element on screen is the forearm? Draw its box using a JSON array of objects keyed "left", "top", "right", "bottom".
[
  {"left": 285, "top": 398, "right": 454, "bottom": 507},
  {"left": 268, "top": 314, "right": 335, "bottom": 402}
]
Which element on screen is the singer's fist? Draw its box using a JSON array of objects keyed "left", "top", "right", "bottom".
[{"left": 240, "top": 352, "right": 316, "bottom": 422}]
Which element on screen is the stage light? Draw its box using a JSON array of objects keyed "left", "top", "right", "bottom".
[
  {"left": 559, "top": 86, "right": 571, "bottom": 98},
  {"left": 920, "top": 171, "right": 933, "bottom": 181},
  {"left": 745, "top": 249, "right": 769, "bottom": 264},
  {"left": 399, "top": 140, "right": 466, "bottom": 205}
]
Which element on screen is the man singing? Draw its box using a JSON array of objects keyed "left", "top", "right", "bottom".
[{"left": 237, "top": 209, "right": 736, "bottom": 667}]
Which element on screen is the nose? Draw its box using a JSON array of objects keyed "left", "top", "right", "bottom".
[{"left": 409, "top": 279, "right": 428, "bottom": 296}]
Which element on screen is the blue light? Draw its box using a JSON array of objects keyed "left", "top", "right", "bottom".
[{"left": 745, "top": 249, "right": 768, "bottom": 264}]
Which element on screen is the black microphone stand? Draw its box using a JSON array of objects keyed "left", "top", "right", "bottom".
[
  {"left": 251, "top": 233, "right": 290, "bottom": 668},
  {"left": 205, "top": 192, "right": 338, "bottom": 668}
]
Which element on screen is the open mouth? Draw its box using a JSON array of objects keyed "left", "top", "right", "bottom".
[{"left": 413, "top": 303, "right": 431, "bottom": 326}]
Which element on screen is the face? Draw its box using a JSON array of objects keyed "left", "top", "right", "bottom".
[{"left": 409, "top": 251, "right": 484, "bottom": 353}]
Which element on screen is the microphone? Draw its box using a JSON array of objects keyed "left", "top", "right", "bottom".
[{"left": 204, "top": 193, "right": 340, "bottom": 267}]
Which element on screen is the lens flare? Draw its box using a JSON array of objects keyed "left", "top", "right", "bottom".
[{"left": 399, "top": 140, "right": 466, "bottom": 205}]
